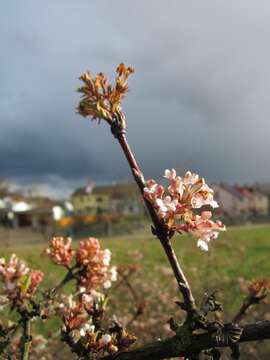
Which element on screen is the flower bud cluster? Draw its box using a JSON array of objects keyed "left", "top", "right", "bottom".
[
  {"left": 77, "top": 63, "right": 134, "bottom": 121},
  {"left": 45, "top": 237, "right": 74, "bottom": 267},
  {"left": 62, "top": 294, "right": 135, "bottom": 356},
  {"left": 248, "top": 278, "right": 270, "bottom": 301},
  {"left": 27, "top": 270, "right": 44, "bottom": 297},
  {"left": 63, "top": 297, "right": 86, "bottom": 331},
  {"left": 45, "top": 237, "right": 117, "bottom": 291},
  {"left": 0, "top": 254, "right": 44, "bottom": 300},
  {"left": 144, "top": 169, "right": 225, "bottom": 251},
  {"left": 76, "top": 237, "right": 117, "bottom": 291}
]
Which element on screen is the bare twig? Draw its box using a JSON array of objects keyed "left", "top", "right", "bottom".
[
  {"left": 231, "top": 344, "right": 240, "bottom": 359},
  {"left": 118, "top": 272, "right": 139, "bottom": 304},
  {"left": 232, "top": 297, "right": 254, "bottom": 324},
  {"left": 20, "top": 319, "right": 31, "bottom": 360},
  {"left": 233, "top": 278, "right": 270, "bottom": 324},
  {"left": 47, "top": 264, "right": 77, "bottom": 298}
]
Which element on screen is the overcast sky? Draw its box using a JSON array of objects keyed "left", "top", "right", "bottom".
[{"left": 1, "top": 1, "right": 270, "bottom": 197}]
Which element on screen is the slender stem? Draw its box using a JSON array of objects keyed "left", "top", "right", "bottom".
[
  {"left": 231, "top": 344, "right": 240, "bottom": 359},
  {"left": 120, "top": 273, "right": 139, "bottom": 304},
  {"left": 20, "top": 320, "right": 31, "bottom": 360},
  {"left": 232, "top": 297, "right": 254, "bottom": 324},
  {"left": 119, "top": 273, "right": 144, "bottom": 327},
  {"left": 116, "top": 132, "right": 196, "bottom": 314},
  {"left": 49, "top": 265, "right": 76, "bottom": 297}
]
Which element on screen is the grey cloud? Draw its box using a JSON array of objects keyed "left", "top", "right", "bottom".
[{"left": 1, "top": 0, "right": 270, "bottom": 195}]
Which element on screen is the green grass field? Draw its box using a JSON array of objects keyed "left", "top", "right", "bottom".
[
  {"left": 1, "top": 224, "right": 270, "bottom": 316},
  {"left": 0, "top": 224, "right": 270, "bottom": 358}
]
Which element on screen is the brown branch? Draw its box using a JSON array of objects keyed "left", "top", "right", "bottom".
[
  {"left": 232, "top": 297, "right": 254, "bottom": 324},
  {"left": 119, "top": 273, "right": 139, "bottom": 304},
  {"left": 20, "top": 319, "right": 31, "bottom": 360},
  {"left": 100, "top": 320, "right": 270, "bottom": 360},
  {"left": 113, "top": 267, "right": 146, "bottom": 327},
  {"left": 47, "top": 264, "right": 77, "bottom": 297},
  {"left": 112, "top": 117, "right": 196, "bottom": 315},
  {"left": 232, "top": 293, "right": 266, "bottom": 324}
]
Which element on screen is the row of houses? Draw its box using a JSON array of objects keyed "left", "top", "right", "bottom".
[
  {"left": 70, "top": 181, "right": 269, "bottom": 218},
  {"left": 0, "top": 191, "right": 74, "bottom": 230},
  {"left": 71, "top": 182, "right": 269, "bottom": 219},
  {"left": 0, "top": 194, "right": 53, "bottom": 229},
  {"left": 0, "top": 181, "right": 145, "bottom": 230},
  {"left": 0, "top": 181, "right": 269, "bottom": 230},
  {"left": 212, "top": 184, "right": 269, "bottom": 217}
]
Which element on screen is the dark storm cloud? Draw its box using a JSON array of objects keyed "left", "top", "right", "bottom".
[{"left": 1, "top": 0, "right": 270, "bottom": 194}]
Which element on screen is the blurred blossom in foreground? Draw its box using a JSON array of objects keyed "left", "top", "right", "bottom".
[
  {"left": 0, "top": 254, "right": 44, "bottom": 300},
  {"left": 45, "top": 237, "right": 75, "bottom": 267},
  {"left": 248, "top": 278, "right": 270, "bottom": 301}
]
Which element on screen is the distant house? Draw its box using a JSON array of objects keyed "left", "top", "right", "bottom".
[
  {"left": 0, "top": 193, "right": 57, "bottom": 230},
  {"left": 12, "top": 196, "right": 56, "bottom": 229},
  {"left": 237, "top": 186, "right": 268, "bottom": 216},
  {"left": 71, "top": 183, "right": 109, "bottom": 214},
  {"left": 212, "top": 184, "right": 269, "bottom": 218},
  {"left": 253, "top": 191, "right": 269, "bottom": 216},
  {"left": 0, "top": 198, "right": 8, "bottom": 225},
  {"left": 92, "top": 182, "right": 144, "bottom": 216},
  {"left": 212, "top": 184, "right": 249, "bottom": 217},
  {"left": 235, "top": 185, "right": 256, "bottom": 214}
]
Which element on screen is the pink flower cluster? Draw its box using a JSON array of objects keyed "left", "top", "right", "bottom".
[
  {"left": 45, "top": 237, "right": 117, "bottom": 291},
  {"left": 45, "top": 237, "right": 75, "bottom": 267},
  {"left": 0, "top": 254, "right": 44, "bottom": 299},
  {"left": 144, "top": 169, "right": 225, "bottom": 251},
  {"left": 76, "top": 237, "right": 117, "bottom": 291},
  {"left": 27, "top": 270, "right": 44, "bottom": 297}
]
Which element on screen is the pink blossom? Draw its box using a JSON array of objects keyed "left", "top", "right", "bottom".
[
  {"left": 27, "top": 270, "right": 44, "bottom": 297},
  {"left": 177, "top": 211, "right": 226, "bottom": 251},
  {"left": 45, "top": 237, "right": 75, "bottom": 266},
  {"left": 0, "top": 254, "right": 44, "bottom": 299},
  {"left": 155, "top": 196, "right": 178, "bottom": 219},
  {"left": 76, "top": 237, "right": 101, "bottom": 266},
  {"left": 143, "top": 169, "right": 225, "bottom": 251},
  {"left": 143, "top": 179, "right": 164, "bottom": 203},
  {"left": 0, "top": 254, "right": 29, "bottom": 281},
  {"left": 76, "top": 238, "right": 117, "bottom": 291},
  {"left": 164, "top": 168, "right": 177, "bottom": 180}
]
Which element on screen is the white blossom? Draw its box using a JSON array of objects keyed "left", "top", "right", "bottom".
[{"left": 99, "top": 334, "right": 112, "bottom": 345}]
